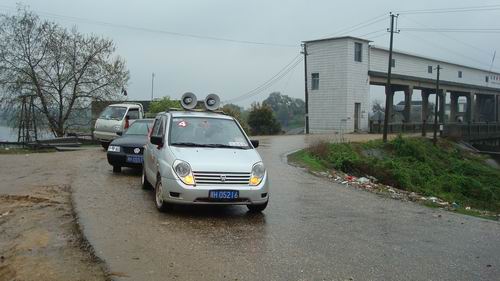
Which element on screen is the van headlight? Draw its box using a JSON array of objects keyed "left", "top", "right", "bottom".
[
  {"left": 173, "top": 160, "right": 195, "bottom": 185},
  {"left": 108, "top": 145, "right": 120, "bottom": 152},
  {"left": 113, "top": 125, "right": 121, "bottom": 132},
  {"left": 249, "top": 162, "right": 265, "bottom": 186}
]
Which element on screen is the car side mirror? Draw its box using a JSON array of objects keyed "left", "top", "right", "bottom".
[
  {"left": 116, "top": 131, "right": 123, "bottom": 136},
  {"left": 150, "top": 135, "right": 163, "bottom": 147},
  {"left": 250, "top": 140, "right": 259, "bottom": 148}
]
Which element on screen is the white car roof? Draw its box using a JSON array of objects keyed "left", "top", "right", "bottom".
[
  {"left": 109, "top": 103, "right": 142, "bottom": 108},
  {"left": 169, "top": 111, "right": 234, "bottom": 120}
]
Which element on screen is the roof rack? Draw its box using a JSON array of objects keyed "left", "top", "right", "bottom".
[{"left": 166, "top": 107, "right": 227, "bottom": 115}]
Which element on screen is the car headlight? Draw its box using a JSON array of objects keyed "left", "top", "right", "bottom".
[
  {"left": 250, "top": 162, "right": 265, "bottom": 186},
  {"left": 173, "top": 160, "right": 195, "bottom": 185},
  {"left": 108, "top": 145, "right": 120, "bottom": 152},
  {"left": 113, "top": 125, "right": 121, "bottom": 132}
]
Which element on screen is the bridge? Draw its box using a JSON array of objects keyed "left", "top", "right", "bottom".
[{"left": 303, "top": 36, "right": 500, "bottom": 142}]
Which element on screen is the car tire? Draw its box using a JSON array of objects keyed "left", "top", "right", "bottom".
[
  {"left": 141, "top": 167, "right": 152, "bottom": 190},
  {"left": 154, "top": 176, "right": 172, "bottom": 212},
  {"left": 247, "top": 201, "right": 268, "bottom": 213},
  {"left": 101, "top": 141, "right": 110, "bottom": 150},
  {"left": 113, "top": 165, "right": 121, "bottom": 173}
]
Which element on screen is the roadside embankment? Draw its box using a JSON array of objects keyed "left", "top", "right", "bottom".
[
  {"left": 0, "top": 151, "right": 108, "bottom": 280},
  {"left": 289, "top": 136, "right": 500, "bottom": 219}
]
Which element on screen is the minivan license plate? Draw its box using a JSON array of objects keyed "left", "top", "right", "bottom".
[{"left": 209, "top": 190, "right": 239, "bottom": 200}]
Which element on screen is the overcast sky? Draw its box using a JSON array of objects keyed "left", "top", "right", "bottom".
[{"left": 1, "top": 0, "right": 499, "bottom": 107}]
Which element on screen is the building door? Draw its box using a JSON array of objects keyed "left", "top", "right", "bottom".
[{"left": 354, "top": 103, "right": 361, "bottom": 132}]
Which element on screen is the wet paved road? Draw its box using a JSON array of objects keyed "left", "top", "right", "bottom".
[{"left": 72, "top": 135, "right": 500, "bottom": 281}]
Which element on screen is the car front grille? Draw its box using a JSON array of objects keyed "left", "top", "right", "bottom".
[
  {"left": 122, "top": 147, "right": 144, "bottom": 154},
  {"left": 193, "top": 171, "right": 250, "bottom": 185}
]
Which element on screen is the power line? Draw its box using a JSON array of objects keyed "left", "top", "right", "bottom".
[
  {"left": 226, "top": 57, "right": 303, "bottom": 103},
  {"left": 225, "top": 54, "right": 303, "bottom": 103},
  {"left": 324, "top": 14, "right": 388, "bottom": 38},
  {"left": 357, "top": 29, "right": 387, "bottom": 38},
  {"left": 401, "top": 16, "right": 494, "bottom": 56},
  {"left": 400, "top": 28, "right": 500, "bottom": 33},
  {"left": 0, "top": 4, "right": 296, "bottom": 48},
  {"left": 399, "top": 32, "right": 499, "bottom": 72},
  {"left": 397, "top": 5, "right": 500, "bottom": 14}
]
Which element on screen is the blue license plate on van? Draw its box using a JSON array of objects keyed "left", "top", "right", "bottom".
[{"left": 209, "top": 190, "right": 239, "bottom": 200}]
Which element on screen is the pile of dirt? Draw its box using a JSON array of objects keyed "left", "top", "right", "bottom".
[{"left": 0, "top": 185, "right": 108, "bottom": 281}]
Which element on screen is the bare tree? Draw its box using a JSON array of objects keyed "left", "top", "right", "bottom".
[
  {"left": 0, "top": 7, "right": 129, "bottom": 136},
  {"left": 372, "top": 99, "right": 385, "bottom": 113}
]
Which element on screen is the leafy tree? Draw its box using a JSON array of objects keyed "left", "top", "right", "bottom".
[
  {"left": 222, "top": 103, "right": 250, "bottom": 134},
  {"left": 247, "top": 102, "right": 281, "bottom": 135},
  {"left": 0, "top": 7, "right": 129, "bottom": 136},
  {"left": 148, "top": 96, "right": 181, "bottom": 114},
  {"left": 263, "top": 92, "right": 305, "bottom": 129}
]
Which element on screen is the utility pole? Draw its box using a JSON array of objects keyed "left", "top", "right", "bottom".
[
  {"left": 383, "top": 12, "right": 399, "bottom": 142},
  {"left": 151, "top": 72, "right": 155, "bottom": 101},
  {"left": 302, "top": 43, "right": 309, "bottom": 134},
  {"left": 433, "top": 65, "right": 441, "bottom": 146}
]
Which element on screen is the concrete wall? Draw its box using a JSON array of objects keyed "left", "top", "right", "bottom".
[
  {"left": 369, "top": 47, "right": 500, "bottom": 90},
  {"left": 306, "top": 38, "right": 370, "bottom": 133}
]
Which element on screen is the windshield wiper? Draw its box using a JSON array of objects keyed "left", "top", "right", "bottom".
[
  {"left": 204, "top": 144, "right": 248, "bottom": 149},
  {"left": 171, "top": 142, "right": 211, "bottom": 147}
]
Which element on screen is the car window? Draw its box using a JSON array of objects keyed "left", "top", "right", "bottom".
[
  {"left": 169, "top": 117, "right": 250, "bottom": 148},
  {"left": 151, "top": 118, "right": 161, "bottom": 137},
  {"left": 127, "top": 108, "right": 140, "bottom": 119},
  {"left": 99, "top": 106, "right": 127, "bottom": 120},
  {"left": 124, "top": 121, "right": 153, "bottom": 135}
]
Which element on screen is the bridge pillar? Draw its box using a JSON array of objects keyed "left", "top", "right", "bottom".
[
  {"left": 450, "top": 92, "right": 458, "bottom": 122},
  {"left": 421, "top": 90, "right": 430, "bottom": 123},
  {"left": 439, "top": 89, "right": 447, "bottom": 124},
  {"left": 466, "top": 93, "right": 475, "bottom": 123},
  {"left": 403, "top": 85, "right": 413, "bottom": 123},
  {"left": 495, "top": 95, "right": 499, "bottom": 122}
]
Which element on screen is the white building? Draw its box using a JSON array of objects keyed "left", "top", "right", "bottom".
[{"left": 303, "top": 36, "right": 500, "bottom": 134}]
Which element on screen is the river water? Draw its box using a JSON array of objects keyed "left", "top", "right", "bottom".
[
  {"left": 0, "top": 125, "right": 55, "bottom": 141},
  {"left": 0, "top": 125, "right": 16, "bottom": 141}
]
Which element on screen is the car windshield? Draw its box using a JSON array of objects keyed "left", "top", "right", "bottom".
[
  {"left": 124, "top": 121, "right": 153, "bottom": 135},
  {"left": 169, "top": 117, "right": 250, "bottom": 149},
  {"left": 99, "top": 106, "right": 127, "bottom": 120}
]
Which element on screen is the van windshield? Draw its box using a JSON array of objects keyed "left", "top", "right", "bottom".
[
  {"left": 124, "top": 121, "right": 153, "bottom": 135},
  {"left": 99, "top": 106, "right": 127, "bottom": 120},
  {"left": 169, "top": 117, "right": 250, "bottom": 149}
]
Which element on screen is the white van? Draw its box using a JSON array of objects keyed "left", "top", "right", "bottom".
[{"left": 94, "top": 103, "right": 144, "bottom": 149}]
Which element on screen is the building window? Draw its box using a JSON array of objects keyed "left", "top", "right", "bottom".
[
  {"left": 428, "top": 66, "right": 433, "bottom": 74},
  {"left": 486, "top": 76, "right": 489, "bottom": 82},
  {"left": 354, "top": 42, "right": 362, "bottom": 62},
  {"left": 391, "top": 58, "right": 396, "bottom": 68},
  {"left": 311, "top": 73, "right": 319, "bottom": 90},
  {"left": 458, "top": 71, "right": 462, "bottom": 78}
]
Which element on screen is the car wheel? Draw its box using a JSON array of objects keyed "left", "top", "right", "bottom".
[
  {"left": 154, "top": 177, "right": 172, "bottom": 212},
  {"left": 141, "top": 166, "right": 152, "bottom": 190},
  {"left": 247, "top": 201, "right": 268, "bottom": 213},
  {"left": 113, "top": 165, "right": 121, "bottom": 173},
  {"left": 101, "top": 141, "right": 110, "bottom": 150}
]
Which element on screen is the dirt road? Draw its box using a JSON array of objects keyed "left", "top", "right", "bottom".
[
  {"left": 71, "top": 134, "right": 499, "bottom": 281},
  {"left": 1, "top": 133, "right": 499, "bottom": 281},
  {"left": 0, "top": 152, "right": 107, "bottom": 281}
]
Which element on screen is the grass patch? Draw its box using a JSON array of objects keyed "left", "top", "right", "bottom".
[{"left": 292, "top": 136, "right": 500, "bottom": 213}]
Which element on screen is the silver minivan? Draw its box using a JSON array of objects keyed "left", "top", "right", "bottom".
[
  {"left": 94, "top": 103, "right": 144, "bottom": 149},
  {"left": 142, "top": 110, "right": 269, "bottom": 213}
]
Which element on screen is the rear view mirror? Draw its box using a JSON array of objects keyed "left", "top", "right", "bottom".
[
  {"left": 250, "top": 140, "right": 259, "bottom": 148},
  {"left": 150, "top": 136, "right": 163, "bottom": 147}
]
